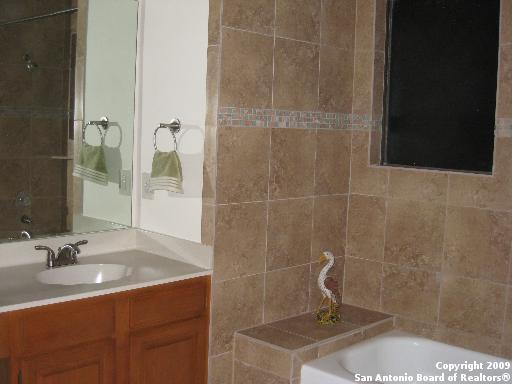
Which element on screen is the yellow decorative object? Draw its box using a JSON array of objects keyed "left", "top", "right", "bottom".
[{"left": 315, "top": 251, "right": 340, "bottom": 325}]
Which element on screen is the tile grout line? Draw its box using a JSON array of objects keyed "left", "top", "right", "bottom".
[
  {"left": 311, "top": 6, "right": 322, "bottom": 317},
  {"left": 309, "top": 0, "right": 321, "bottom": 306},
  {"left": 499, "top": 240, "right": 512, "bottom": 354},
  {"left": 342, "top": 132, "right": 353, "bottom": 306},
  {"left": 215, "top": 257, "right": 348, "bottom": 286},
  {"left": 312, "top": 318, "right": 394, "bottom": 348},
  {"left": 233, "top": 358, "right": 291, "bottom": 381},
  {"left": 261, "top": 138, "right": 270, "bottom": 326},
  {"left": 210, "top": 350, "right": 232, "bottom": 359},
  {"left": 379, "top": 169, "right": 391, "bottom": 311},
  {"left": 236, "top": 331, "right": 315, "bottom": 353},
  {"left": 222, "top": 24, "right": 326, "bottom": 47},
  {"left": 232, "top": 336, "right": 237, "bottom": 383},
  {"left": 266, "top": 323, "right": 319, "bottom": 343},
  {"left": 270, "top": 0, "right": 277, "bottom": 111},
  {"left": 307, "top": 0, "right": 321, "bottom": 315},
  {"left": 215, "top": 124, "right": 367, "bottom": 131},
  {"left": 495, "top": 1, "right": 504, "bottom": 169},
  {"left": 369, "top": 0, "right": 377, "bottom": 125},
  {"left": 221, "top": 25, "right": 273, "bottom": 39},
  {"left": 349, "top": 192, "right": 512, "bottom": 215},
  {"left": 262, "top": 0, "right": 278, "bottom": 326},
  {"left": 217, "top": 192, "right": 350, "bottom": 206},
  {"left": 317, "top": 0, "right": 323, "bottom": 111},
  {"left": 311, "top": 3, "right": 324, "bottom": 286},
  {"left": 496, "top": 0, "right": 506, "bottom": 132},
  {"left": 343, "top": 0, "right": 359, "bottom": 306},
  {"left": 308, "top": 183, "right": 316, "bottom": 312},
  {"left": 343, "top": 252, "right": 512, "bottom": 288},
  {"left": 436, "top": 175, "right": 451, "bottom": 326},
  {"left": 306, "top": 130, "right": 318, "bottom": 309}
]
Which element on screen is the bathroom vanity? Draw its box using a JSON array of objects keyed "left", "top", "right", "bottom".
[
  {"left": 0, "top": 228, "right": 213, "bottom": 384},
  {"left": 0, "top": 275, "right": 210, "bottom": 384}
]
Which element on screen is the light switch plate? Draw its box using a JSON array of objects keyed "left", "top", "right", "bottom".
[
  {"left": 142, "top": 172, "right": 154, "bottom": 200},
  {"left": 119, "top": 170, "right": 132, "bottom": 196}
]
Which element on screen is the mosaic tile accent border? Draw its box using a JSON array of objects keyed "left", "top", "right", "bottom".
[
  {"left": 219, "top": 108, "right": 510, "bottom": 138},
  {"left": 218, "top": 107, "right": 381, "bottom": 130}
]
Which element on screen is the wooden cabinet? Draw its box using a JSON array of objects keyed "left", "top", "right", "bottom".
[
  {"left": 130, "top": 319, "right": 208, "bottom": 384},
  {"left": 0, "top": 276, "right": 210, "bottom": 384},
  {"left": 15, "top": 298, "right": 115, "bottom": 357},
  {"left": 0, "top": 359, "right": 8, "bottom": 384},
  {"left": 0, "top": 315, "right": 8, "bottom": 359},
  {"left": 129, "top": 279, "right": 208, "bottom": 330},
  {"left": 20, "top": 340, "right": 114, "bottom": 384}
]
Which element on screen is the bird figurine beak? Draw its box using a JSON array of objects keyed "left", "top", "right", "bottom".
[{"left": 319, "top": 253, "right": 327, "bottom": 263}]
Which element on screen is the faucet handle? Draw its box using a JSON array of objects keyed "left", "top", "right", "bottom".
[
  {"left": 74, "top": 240, "right": 88, "bottom": 247},
  {"left": 73, "top": 240, "right": 88, "bottom": 258},
  {"left": 35, "top": 245, "right": 56, "bottom": 269}
]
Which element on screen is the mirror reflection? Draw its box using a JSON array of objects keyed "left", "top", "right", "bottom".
[{"left": 0, "top": 0, "right": 137, "bottom": 243}]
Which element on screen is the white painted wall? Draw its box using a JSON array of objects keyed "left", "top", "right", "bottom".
[
  {"left": 133, "top": 0, "right": 209, "bottom": 243},
  {"left": 82, "top": 0, "right": 138, "bottom": 226}
]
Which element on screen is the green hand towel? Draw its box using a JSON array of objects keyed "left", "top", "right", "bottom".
[
  {"left": 73, "top": 142, "right": 108, "bottom": 185},
  {"left": 149, "top": 150, "right": 183, "bottom": 193}
]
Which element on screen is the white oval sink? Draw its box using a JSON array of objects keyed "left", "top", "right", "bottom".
[{"left": 37, "top": 264, "right": 132, "bottom": 285}]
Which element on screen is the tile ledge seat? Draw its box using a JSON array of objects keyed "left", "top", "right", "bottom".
[{"left": 233, "top": 304, "right": 394, "bottom": 383}]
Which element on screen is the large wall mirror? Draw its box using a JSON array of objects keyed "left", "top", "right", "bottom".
[{"left": 0, "top": 0, "right": 137, "bottom": 243}]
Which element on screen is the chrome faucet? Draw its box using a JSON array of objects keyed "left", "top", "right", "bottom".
[
  {"left": 35, "top": 240, "right": 88, "bottom": 269},
  {"left": 8, "top": 229, "right": 32, "bottom": 241},
  {"left": 56, "top": 244, "right": 81, "bottom": 266},
  {"left": 35, "top": 245, "right": 56, "bottom": 268}
]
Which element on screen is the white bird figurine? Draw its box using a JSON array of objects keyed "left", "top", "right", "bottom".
[{"left": 316, "top": 251, "right": 340, "bottom": 324}]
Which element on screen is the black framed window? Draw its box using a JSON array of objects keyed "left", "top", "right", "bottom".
[{"left": 383, "top": 0, "right": 500, "bottom": 173}]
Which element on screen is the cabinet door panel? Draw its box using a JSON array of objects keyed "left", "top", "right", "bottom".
[
  {"left": 17, "top": 298, "right": 115, "bottom": 355},
  {"left": 129, "top": 277, "right": 208, "bottom": 330},
  {"left": 20, "top": 340, "right": 114, "bottom": 384},
  {"left": 0, "top": 359, "right": 7, "bottom": 384},
  {"left": 130, "top": 319, "right": 207, "bottom": 384},
  {"left": 0, "top": 315, "right": 8, "bottom": 358}
]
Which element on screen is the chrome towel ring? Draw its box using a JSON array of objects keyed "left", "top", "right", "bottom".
[
  {"left": 86, "top": 116, "right": 110, "bottom": 130},
  {"left": 82, "top": 116, "right": 109, "bottom": 145},
  {"left": 153, "top": 118, "right": 181, "bottom": 151}
]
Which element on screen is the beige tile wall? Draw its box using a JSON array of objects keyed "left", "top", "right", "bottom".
[
  {"left": 204, "top": 0, "right": 512, "bottom": 382},
  {"left": 343, "top": 0, "right": 512, "bottom": 358},
  {"left": 204, "top": 1, "right": 354, "bottom": 382}
]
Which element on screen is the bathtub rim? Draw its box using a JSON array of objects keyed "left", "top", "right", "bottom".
[{"left": 301, "top": 329, "right": 511, "bottom": 384}]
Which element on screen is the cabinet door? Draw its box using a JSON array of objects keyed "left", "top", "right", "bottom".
[
  {"left": 20, "top": 340, "right": 114, "bottom": 384},
  {"left": 130, "top": 319, "right": 207, "bottom": 384},
  {"left": 0, "top": 359, "right": 7, "bottom": 384}
]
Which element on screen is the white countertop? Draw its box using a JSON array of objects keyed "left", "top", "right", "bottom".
[{"left": 0, "top": 249, "right": 211, "bottom": 313}]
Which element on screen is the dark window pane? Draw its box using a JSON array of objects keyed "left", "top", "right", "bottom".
[{"left": 384, "top": 0, "right": 500, "bottom": 173}]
